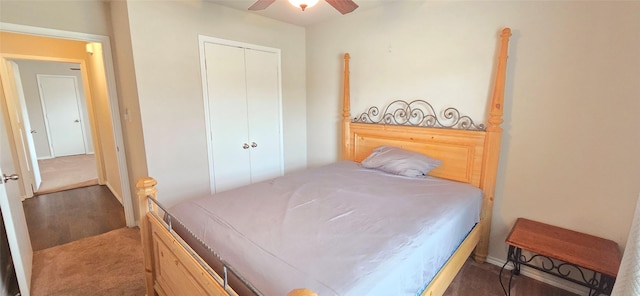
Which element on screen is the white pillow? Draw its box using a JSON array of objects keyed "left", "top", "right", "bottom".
[{"left": 361, "top": 146, "right": 442, "bottom": 177}]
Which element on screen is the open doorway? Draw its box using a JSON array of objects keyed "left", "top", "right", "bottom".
[
  {"left": 0, "top": 23, "right": 134, "bottom": 296},
  {"left": 0, "top": 24, "right": 135, "bottom": 226},
  {"left": 13, "top": 60, "right": 99, "bottom": 195}
]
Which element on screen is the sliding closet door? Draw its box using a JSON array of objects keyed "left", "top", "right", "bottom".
[
  {"left": 205, "top": 42, "right": 251, "bottom": 192},
  {"left": 245, "top": 49, "right": 282, "bottom": 184}
]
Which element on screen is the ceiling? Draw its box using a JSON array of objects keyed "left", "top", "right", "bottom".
[{"left": 208, "top": 0, "right": 392, "bottom": 27}]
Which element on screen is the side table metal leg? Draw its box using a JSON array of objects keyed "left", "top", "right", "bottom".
[
  {"left": 513, "top": 247, "right": 522, "bottom": 275},
  {"left": 500, "top": 245, "right": 519, "bottom": 296},
  {"left": 598, "top": 274, "right": 615, "bottom": 296}
]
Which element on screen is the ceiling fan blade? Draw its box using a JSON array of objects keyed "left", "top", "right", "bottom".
[
  {"left": 248, "top": 0, "right": 276, "bottom": 11},
  {"left": 325, "top": 0, "right": 359, "bottom": 15}
]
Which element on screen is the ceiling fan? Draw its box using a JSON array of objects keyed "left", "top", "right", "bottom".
[{"left": 249, "top": 0, "right": 359, "bottom": 15}]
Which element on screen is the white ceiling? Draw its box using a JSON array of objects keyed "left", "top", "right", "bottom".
[{"left": 208, "top": 0, "right": 392, "bottom": 27}]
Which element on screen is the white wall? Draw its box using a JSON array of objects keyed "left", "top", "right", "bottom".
[
  {"left": 14, "top": 60, "right": 94, "bottom": 159},
  {"left": 125, "top": 1, "right": 308, "bottom": 206},
  {"left": 0, "top": 0, "right": 111, "bottom": 36},
  {"left": 109, "top": 0, "right": 148, "bottom": 220},
  {"left": 307, "top": 0, "right": 640, "bottom": 269}
]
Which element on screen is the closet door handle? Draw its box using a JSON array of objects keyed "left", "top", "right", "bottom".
[
  {"left": 242, "top": 143, "right": 250, "bottom": 149},
  {"left": 251, "top": 142, "right": 257, "bottom": 148}
]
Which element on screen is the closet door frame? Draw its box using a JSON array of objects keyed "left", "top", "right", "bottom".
[{"left": 198, "top": 35, "right": 284, "bottom": 194}]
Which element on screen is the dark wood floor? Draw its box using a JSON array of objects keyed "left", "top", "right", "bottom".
[{"left": 23, "top": 185, "right": 126, "bottom": 251}]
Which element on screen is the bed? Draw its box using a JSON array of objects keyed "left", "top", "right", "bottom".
[{"left": 136, "top": 27, "right": 512, "bottom": 296}]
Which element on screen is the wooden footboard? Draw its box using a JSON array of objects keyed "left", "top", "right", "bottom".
[
  {"left": 136, "top": 177, "right": 317, "bottom": 296},
  {"left": 147, "top": 212, "right": 239, "bottom": 296},
  {"left": 136, "top": 178, "right": 238, "bottom": 296}
]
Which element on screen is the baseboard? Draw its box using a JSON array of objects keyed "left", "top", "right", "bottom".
[
  {"left": 486, "top": 255, "right": 590, "bottom": 295},
  {"left": 105, "top": 182, "right": 123, "bottom": 205},
  {"left": 39, "top": 153, "right": 94, "bottom": 160}
]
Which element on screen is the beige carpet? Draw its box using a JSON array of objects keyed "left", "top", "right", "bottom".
[
  {"left": 37, "top": 154, "right": 98, "bottom": 194},
  {"left": 31, "top": 227, "right": 145, "bottom": 296}
]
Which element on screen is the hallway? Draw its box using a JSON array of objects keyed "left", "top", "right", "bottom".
[{"left": 23, "top": 185, "right": 125, "bottom": 251}]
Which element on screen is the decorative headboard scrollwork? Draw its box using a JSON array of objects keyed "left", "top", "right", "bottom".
[{"left": 353, "top": 99, "right": 486, "bottom": 131}]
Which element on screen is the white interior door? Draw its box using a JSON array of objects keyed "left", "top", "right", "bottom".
[
  {"left": 11, "top": 62, "right": 41, "bottom": 191},
  {"left": 37, "top": 75, "right": 86, "bottom": 157},
  {"left": 205, "top": 42, "right": 251, "bottom": 193},
  {"left": 1, "top": 61, "right": 41, "bottom": 197},
  {"left": 0, "top": 98, "right": 33, "bottom": 296}
]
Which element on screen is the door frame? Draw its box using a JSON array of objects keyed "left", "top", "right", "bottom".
[
  {"left": 36, "top": 74, "right": 89, "bottom": 157},
  {"left": 0, "top": 22, "right": 135, "bottom": 227}
]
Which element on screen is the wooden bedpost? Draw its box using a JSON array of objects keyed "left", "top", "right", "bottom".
[
  {"left": 475, "top": 28, "right": 512, "bottom": 263},
  {"left": 342, "top": 53, "right": 353, "bottom": 160},
  {"left": 136, "top": 177, "right": 158, "bottom": 296},
  {"left": 288, "top": 288, "right": 319, "bottom": 296}
]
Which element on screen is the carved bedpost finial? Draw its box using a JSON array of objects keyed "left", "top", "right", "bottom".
[
  {"left": 343, "top": 53, "right": 351, "bottom": 121},
  {"left": 342, "top": 53, "right": 353, "bottom": 160},
  {"left": 486, "top": 28, "right": 512, "bottom": 132},
  {"left": 136, "top": 177, "right": 158, "bottom": 190},
  {"left": 136, "top": 177, "right": 158, "bottom": 202},
  {"left": 288, "top": 288, "right": 318, "bottom": 296}
]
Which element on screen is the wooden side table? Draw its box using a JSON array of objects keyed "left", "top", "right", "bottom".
[{"left": 500, "top": 218, "right": 622, "bottom": 296}]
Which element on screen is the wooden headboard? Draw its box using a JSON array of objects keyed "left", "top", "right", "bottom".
[
  {"left": 347, "top": 124, "right": 486, "bottom": 186},
  {"left": 341, "top": 28, "right": 512, "bottom": 262}
]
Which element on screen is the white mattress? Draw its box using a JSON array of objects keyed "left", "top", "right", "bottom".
[{"left": 169, "top": 161, "right": 482, "bottom": 296}]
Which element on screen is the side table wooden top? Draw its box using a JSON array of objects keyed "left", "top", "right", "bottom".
[{"left": 505, "top": 218, "right": 622, "bottom": 277}]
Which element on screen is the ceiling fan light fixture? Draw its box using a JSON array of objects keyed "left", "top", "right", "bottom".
[{"left": 288, "top": 0, "right": 319, "bottom": 11}]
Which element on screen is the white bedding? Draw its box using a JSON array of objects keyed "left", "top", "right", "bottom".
[{"left": 169, "top": 161, "right": 482, "bottom": 296}]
